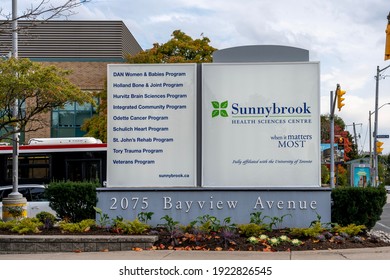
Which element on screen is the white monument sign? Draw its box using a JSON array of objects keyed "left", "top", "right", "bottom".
[
  {"left": 107, "top": 64, "right": 197, "bottom": 187},
  {"left": 202, "top": 62, "right": 320, "bottom": 187}
]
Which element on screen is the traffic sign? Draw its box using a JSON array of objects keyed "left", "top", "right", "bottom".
[{"left": 377, "top": 135, "right": 390, "bottom": 138}]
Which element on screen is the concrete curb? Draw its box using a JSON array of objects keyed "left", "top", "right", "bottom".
[{"left": 1, "top": 246, "right": 390, "bottom": 260}]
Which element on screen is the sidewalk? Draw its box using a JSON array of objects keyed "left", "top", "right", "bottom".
[{"left": 1, "top": 246, "right": 390, "bottom": 260}]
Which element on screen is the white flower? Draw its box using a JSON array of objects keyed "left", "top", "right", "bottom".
[
  {"left": 269, "top": 237, "right": 280, "bottom": 246},
  {"left": 247, "top": 236, "right": 259, "bottom": 244},
  {"left": 259, "top": 234, "right": 268, "bottom": 241},
  {"left": 291, "top": 239, "right": 302, "bottom": 246},
  {"left": 279, "top": 235, "right": 290, "bottom": 242}
]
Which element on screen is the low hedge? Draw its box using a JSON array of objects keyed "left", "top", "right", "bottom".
[
  {"left": 45, "top": 181, "right": 99, "bottom": 223},
  {"left": 331, "top": 186, "right": 387, "bottom": 229}
]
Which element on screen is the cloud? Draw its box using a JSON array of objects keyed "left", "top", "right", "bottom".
[{"left": 3, "top": 0, "right": 390, "bottom": 154}]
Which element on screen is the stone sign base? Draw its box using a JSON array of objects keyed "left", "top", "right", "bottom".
[
  {"left": 0, "top": 235, "right": 158, "bottom": 254},
  {"left": 97, "top": 187, "right": 331, "bottom": 228}
]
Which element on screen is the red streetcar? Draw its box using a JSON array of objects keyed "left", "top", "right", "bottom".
[{"left": 0, "top": 137, "right": 107, "bottom": 187}]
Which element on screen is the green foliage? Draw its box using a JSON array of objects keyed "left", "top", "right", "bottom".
[
  {"left": 12, "top": 218, "right": 43, "bottom": 234},
  {"left": 126, "top": 30, "right": 217, "bottom": 63},
  {"left": 59, "top": 219, "right": 96, "bottom": 233},
  {"left": 160, "top": 215, "right": 180, "bottom": 232},
  {"left": 290, "top": 221, "right": 327, "bottom": 238},
  {"left": 110, "top": 216, "right": 124, "bottom": 233},
  {"left": 0, "top": 218, "right": 43, "bottom": 234},
  {"left": 113, "top": 219, "right": 150, "bottom": 235},
  {"left": 81, "top": 87, "right": 107, "bottom": 142},
  {"left": 238, "top": 223, "right": 266, "bottom": 237},
  {"left": 36, "top": 211, "right": 57, "bottom": 229},
  {"left": 93, "top": 206, "right": 110, "bottom": 228},
  {"left": 263, "top": 214, "right": 292, "bottom": 231},
  {"left": 336, "top": 165, "right": 348, "bottom": 186},
  {"left": 0, "top": 58, "right": 93, "bottom": 141},
  {"left": 331, "top": 186, "right": 387, "bottom": 229},
  {"left": 321, "top": 165, "right": 330, "bottom": 184},
  {"left": 137, "top": 212, "right": 154, "bottom": 224},
  {"left": 332, "top": 224, "right": 366, "bottom": 236},
  {"left": 0, "top": 221, "right": 6, "bottom": 230},
  {"left": 220, "top": 217, "right": 236, "bottom": 232},
  {"left": 191, "top": 214, "right": 221, "bottom": 233},
  {"left": 0, "top": 220, "right": 15, "bottom": 230},
  {"left": 189, "top": 215, "right": 236, "bottom": 234},
  {"left": 45, "top": 181, "right": 99, "bottom": 222},
  {"left": 249, "top": 212, "right": 266, "bottom": 225}
]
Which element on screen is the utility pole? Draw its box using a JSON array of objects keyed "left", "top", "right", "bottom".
[
  {"left": 330, "top": 84, "right": 346, "bottom": 188},
  {"left": 345, "top": 122, "right": 362, "bottom": 153},
  {"left": 369, "top": 111, "right": 373, "bottom": 180},
  {"left": 330, "top": 91, "right": 335, "bottom": 188},
  {"left": 375, "top": 12, "right": 390, "bottom": 186},
  {"left": 374, "top": 65, "right": 390, "bottom": 186}
]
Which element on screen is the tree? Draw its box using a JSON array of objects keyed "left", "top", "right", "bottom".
[
  {"left": 321, "top": 164, "right": 330, "bottom": 185},
  {"left": 125, "top": 30, "right": 216, "bottom": 63},
  {"left": 82, "top": 30, "right": 217, "bottom": 141},
  {"left": 320, "top": 114, "right": 358, "bottom": 162},
  {"left": 379, "top": 154, "right": 390, "bottom": 185},
  {"left": 0, "top": 57, "right": 93, "bottom": 141},
  {"left": 81, "top": 84, "right": 107, "bottom": 143}
]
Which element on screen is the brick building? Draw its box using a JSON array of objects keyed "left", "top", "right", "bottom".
[{"left": 0, "top": 20, "right": 142, "bottom": 142}]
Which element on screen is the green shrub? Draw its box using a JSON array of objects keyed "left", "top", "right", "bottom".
[
  {"left": 59, "top": 219, "right": 96, "bottom": 233},
  {"left": 0, "top": 221, "right": 6, "bottom": 230},
  {"left": 0, "top": 218, "right": 43, "bottom": 234},
  {"left": 113, "top": 219, "right": 150, "bottom": 234},
  {"left": 36, "top": 211, "right": 57, "bottom": 229},
  {"left": 331, "top": 186, "right": 387, "bottom": 229},
  {"left": 289, "top": 221, "right": 327, "bottom": 238},
  {"left": 238, "top": 223, "right": 266, "bottom": 237},
  {"left": 45, "top": 180, "right": 99, "bottom": 222},
  {"left": 332, "top": 224, "right": 366, "bottom": 236}
]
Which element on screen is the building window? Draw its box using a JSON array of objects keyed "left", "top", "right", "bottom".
[{"left": 51, "top": 101, "right": 97, "bottom": 137}]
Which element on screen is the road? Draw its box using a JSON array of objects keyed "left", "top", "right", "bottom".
[{"left": 373, "top": 194, "right": 390, "bottom": 233}]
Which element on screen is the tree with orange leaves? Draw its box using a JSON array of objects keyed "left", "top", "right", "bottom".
[{"left": 321, "top": 114, "right": 358, "bottom": 162}]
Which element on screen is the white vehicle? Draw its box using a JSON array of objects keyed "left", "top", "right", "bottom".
[{"left": 0, "top": 184, "right": 56, "bottom": 220}]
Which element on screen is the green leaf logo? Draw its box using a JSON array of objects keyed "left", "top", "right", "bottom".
[{"left": 211, "top": 100, "right": 229, "bottom": 118}]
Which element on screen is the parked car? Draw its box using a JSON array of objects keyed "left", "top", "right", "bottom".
[
  {"left": 385, "top": 186, "right": 390, "bottom": 194},
  {"left": 0, "top": 184, "right": 56, "bottom": 220}
]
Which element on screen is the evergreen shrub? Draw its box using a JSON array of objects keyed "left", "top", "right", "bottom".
[
  {"left": 331, "top": 186, "right": 387, "bottom": 229},
  {"left": 45, "top": 181, "right": 99, "bottom": 222}
]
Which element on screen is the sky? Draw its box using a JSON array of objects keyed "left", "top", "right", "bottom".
[{"left": 2, "top": 0, "right": 390, "bottom": 154}]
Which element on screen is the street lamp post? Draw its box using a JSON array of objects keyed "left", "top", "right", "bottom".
[
  {"left": 369, "top": 102, "right": 390, "bottom": 185},
  {"left": 373, "top": 65, "right": 390, "bottom": 186},
  {"left": 371, "top": 12, "right": 390, "bottom": 186},
  {"left": 1, "top": 0, "right": 27, "bottom": 221},
  {"left": 11, "top": 0, "right": 19, "bottom": 196}
]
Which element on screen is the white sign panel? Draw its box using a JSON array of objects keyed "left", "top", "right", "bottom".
[
  {"left": 202, "top": 63, "right": 320, "bottom": 187},
  {"left": 107, "top": 64, "right": 197, "bottom": 187}
]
